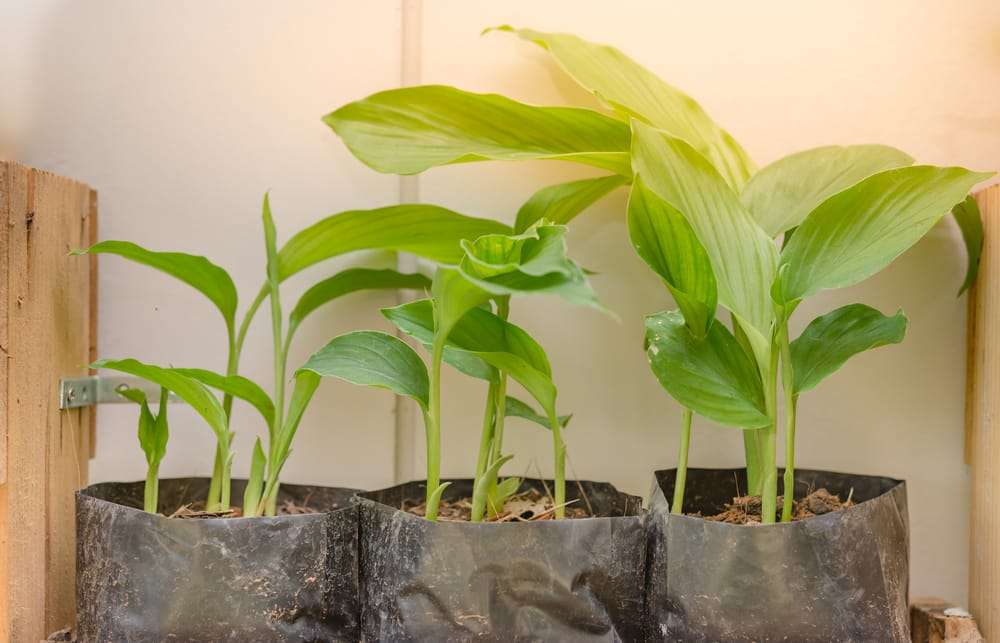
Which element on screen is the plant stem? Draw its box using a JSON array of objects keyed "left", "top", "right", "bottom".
[
  {"left": 144, "top": 462, "right": 160, "bottom": 513},
  {"left": 207, "top": 444, "right": 224, "bottom": 511},
  {"left": 743, "top": 429, "right": 763, "bottom": 495},
  {"left": 490, "top": 298, "right": 510, "bottom": 463},
  {"left": 672, "top": 408, "right": 693, "bottom": 515},
  {"left": 760, "top": 340, "right": 780, "bottom": 525},
  {"left": 473, "top": 379, "right": 497, "bottom": 485},
  {"left": 779, "top": 325, "right": 798, "bottom": 522},
  {"left": 426, "top": 339, "right": 445, "bottom": 516},
  {"left": 551, "top": 413, "right": 566, "bottom": 519}
]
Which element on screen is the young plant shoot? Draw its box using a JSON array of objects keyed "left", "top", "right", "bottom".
[
  {"left": 118, "top": 386, "right": 169, "bottom": 512},
  {"left": 325, "top": 27, "right": 990, "bottom": 523},
  {"left": 303, "top": 221, "right": 602, "bottom": 521},
  {"left": 78, "top": 196, "right": 509, "bottom": 515}
]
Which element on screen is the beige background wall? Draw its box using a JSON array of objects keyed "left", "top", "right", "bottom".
[{"left": 4, "top": 0, "right": 999, "bottom": 605}]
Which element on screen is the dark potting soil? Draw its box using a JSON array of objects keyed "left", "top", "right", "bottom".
[
  {"left": 697, "top": 487, "right": 855, "bottom": 524},
  {"left": 167, "top": 496, "right": 321, "bottom": 519},
  {"left": 403, "top": 487, "right": 591, "bottom": 521}
]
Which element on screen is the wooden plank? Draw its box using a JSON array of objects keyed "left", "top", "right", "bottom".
[
  {"left": 967, "top": 184, "right": 1000, "bottom": 640},
  {"left": 912, "top": 598, "right": 984, "bottom": 643},
  {"left": 0, "top": 158, "right": 12, "bottom": 641},
  {"left": 87, "top": 190, "right": 97, "bottom": 460},
  {"left": 0, "top": 162, "right": 94, "bottom": 641}
]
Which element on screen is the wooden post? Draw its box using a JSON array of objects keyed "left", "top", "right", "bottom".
[
  {"left": 967, "top": 184, "right": 1000, "bottom": 640},
  {"left": 911, "top": 598, "right": 985, "bottom": 643},
  {"left": 0, "top": 162, "right": 96, "bottom": 641}
]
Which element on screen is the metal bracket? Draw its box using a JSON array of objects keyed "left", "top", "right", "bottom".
[{"left": 59, "top": 376, "right": 178, "bottom": 409}]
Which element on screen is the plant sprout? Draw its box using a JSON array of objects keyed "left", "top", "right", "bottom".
[
  {"left": 302, "top": 222, "right": 602, "bottom": 521},
  {"left": 78, "top": 197, "right": 505, "bottom": 515},
  {"left": 118, "top": 386, "right": 169, "bottom": 512},
  {"left": 325, "top": 26, "right": 989, "bottom": 523}
]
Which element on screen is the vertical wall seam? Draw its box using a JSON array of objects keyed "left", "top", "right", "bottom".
[{"left": 393, "top": 0, "right": 422, "bottom": 484}]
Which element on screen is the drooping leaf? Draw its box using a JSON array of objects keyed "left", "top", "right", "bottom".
[
  {"left": 504, "top": 396, "right": 571, "bottom": 430},
  {"left": 631, "top": 120, "right": 777, "bottom": 363},
  {"left": 741, "top": 145, "right": 915, "bottom": 237},
  {"left": 75, "top": 241, "right": 237, "bottom": 341},
  {"left": 491, "top": 26, "right": 755, "bottom": 190},
  {"left": 93, "top": 358, "right": 229, "bottom": 443},
  {"left": 776, "top": 166, "right": 992, "bottom": 303},
  {"left": 242, "top": 438, "right": 267, "bottom": 515},
  {"left": 514, "top": 175, "right": 627, "bottom": 233},
  {"left": 644, "top": 311, "right": 769, "bottom": 428},
  {"left": 952, "top": 195, "right": 984, "bottom": 295},
  {"left": 298, "top": 331, "right": 430, "bottom": 409},
  {"left": 172, "top": 368, "right": 275, "bottom": 430},
  {"left": 458, "top": 224, "right": 606, "bottom": 312},
  {"left": 118, "top": 387, "right": 159, "bottom": 465},
  {"left": 325, "top": 85, "right": 631, "bottom": 176},
  {"left": 287, "top": 268, "right": 431, "bottom": 343},
  {"left": 627, "top": 176, "right": 716, "bottom": 337},
  {"left": 383, "top": 299, "right": 551, "bottom": 382},
  {"left": 790, "top": 304, "right": 907, "bottom": 395}
]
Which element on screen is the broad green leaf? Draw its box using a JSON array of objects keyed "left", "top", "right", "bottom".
[
  {"left": 458, "top": 224, "right": 605, "bottom": 312},
  {"left": 474, "top": 350, "right": 558, "bottom": 425},
  {"left": 514, "top": 175, "right": 627, "bottom": 233},
  {"left": 172, "top": 368, "right": 274, "bottom": 430},
  {"left": 627, "top": 175, "right": 716, "bottom": 337},
  {"left": 741, "top": 145, "right": 914, "bottom": 237},
  {"left": 492, "top": 26, "right": 754, "bottom": 190},
  {"left": 776, "top": 166, "right": 992, "bottom": 303},
  {"left": 287, "top": 268, "right": 431, "bottom": 343},
  {"left": 631, "top": 120, "right": 777, "bottom": 362},
  {"left": 325, "top": 85, "right": 631, "bottom": 176},
  {"left": 242, "top": 438, "right": 267, "bottom": 515},
  {"left": 299, "top": 331, "right": 430, "bottom": 409},
  {"left": 952, "top": 195, "right": 984, "bottom": 295},
  {"left": 644, "top": 311, "right": 769, "bottom": 428},
  {"left": 75, "top": 241, "right": 237, "bottom": 340},
  {"left": 383, "top": 299, "right": 551, "bottom": 382},
  {"left": 92, "top": 358, "right": 229, "bottom": 443},
  {"left": 790, "top": 304, "right": 907, "bottom": 395},
  {"left": 277, "top": 205, "right": 510, "bottom": 281},
  {"left": 504, "top": 396, "right": 571, "bottom": 430}
]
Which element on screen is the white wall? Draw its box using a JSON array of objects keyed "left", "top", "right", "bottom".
[{"left": 4, "top": 0, "right": 999, "bottom": 605}]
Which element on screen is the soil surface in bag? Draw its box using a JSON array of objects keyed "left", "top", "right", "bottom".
[
  {"left": 76, "top": 477, "right": 360, "bottom": 643},
  {"left": 359, "top": 478, "right": 646, "bottom": 642},
  {"left": 646, "top": 468, "right": 909, "bottom": 643}
]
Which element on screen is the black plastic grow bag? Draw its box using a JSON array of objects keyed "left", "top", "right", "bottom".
[
  {"left": 646, "top": 467, "right": 909, "bottom": 642},
  {"left": 358, "top": 478, "right": 646, "bottom": 642},
  {"left": 76, "top": 477, "right": 359, "bottom": 642}
]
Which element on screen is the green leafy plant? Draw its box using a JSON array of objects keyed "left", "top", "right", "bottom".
[
  {"left": 77, "top": 197, "right": 509, "bottom": 515},
  {"left": 117, "top": 385, "right": 169, "bottom": 512},
  {"left": 325, "top": 27, "right": 990, "bottom": 523},
  {"left": 302, "top": 222, "right": 601, "bottom": 521}
]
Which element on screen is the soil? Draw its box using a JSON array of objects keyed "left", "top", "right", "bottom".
[
  {"left": 166, "top": 497, "right": 319, "bottom": 520},
  {"left": 697, "top": 488, "right": 854, "bottom": 525},
  {"left": 403, "top": 488, "right": 591, "bottom": 522}
]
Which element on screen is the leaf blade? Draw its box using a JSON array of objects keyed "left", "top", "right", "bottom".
[
  {"left": 172, "top": 368, "right": 275, "bottom": 430},
  {"left": 492, "top": 26, "right": 754, "bottom": 190},
  {"left": 777, "top": 166, "right": 992, "bottom": 303},
  {"left": 741, "top": 145, "right": 915, "bottom": 238},
  {"left": 791, "top": 304, "right": 907, "bottom": 394},
  {"left": 325, "top": 85, "right": 631, "bottom": 176},
  {"left": 644, "top": 311, "right": 769, "bottom": 428},
  {"left": 514, "top": 175, "right": 627, "bottom": 233},
  {"left": 952, "top": 194, "right": 984, "bottom": 295}
]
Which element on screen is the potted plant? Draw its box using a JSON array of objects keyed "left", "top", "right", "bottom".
[
  {"left": 324, "top": 27, "right": 989, "bottom": 641},
  {"left": 301, "top": 222, "right": 646, "bottom": 641},
  {"left": 73, "top": 195, "right": 504, "bottom": 641}
]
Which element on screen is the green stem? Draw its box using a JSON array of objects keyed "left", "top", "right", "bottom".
[
  {"left": 672, "top": 408, "right": 692, "bottom": 515},
  {"left": 207, "top": 443, "right": 224, "bottom": 511},
  {"left": 473, "top": 379, "right": 498, "bottom": 485},
  {"left": 489, "top": 374, "right": 508, "bottom": 465},
  {"left": 425, "top": 339, "right": 445, "bottom": 518},
  {"left": 760, "top": 339, "right": 780, "bottom": 525},
  {"left": 551, "top": 413, "right": 566, "bottom": 519},
  {"left": 743, "top": 429, "right": 763, "bottom": 495},
  {"left": 144, "top": 462, "right": 160, "bottom": 514},
  {"left": 779, "top": 325, "right": 798, "bottom": 523},
  {"left": 224, "top": 288, "right": 268, "bottom": 417}
]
